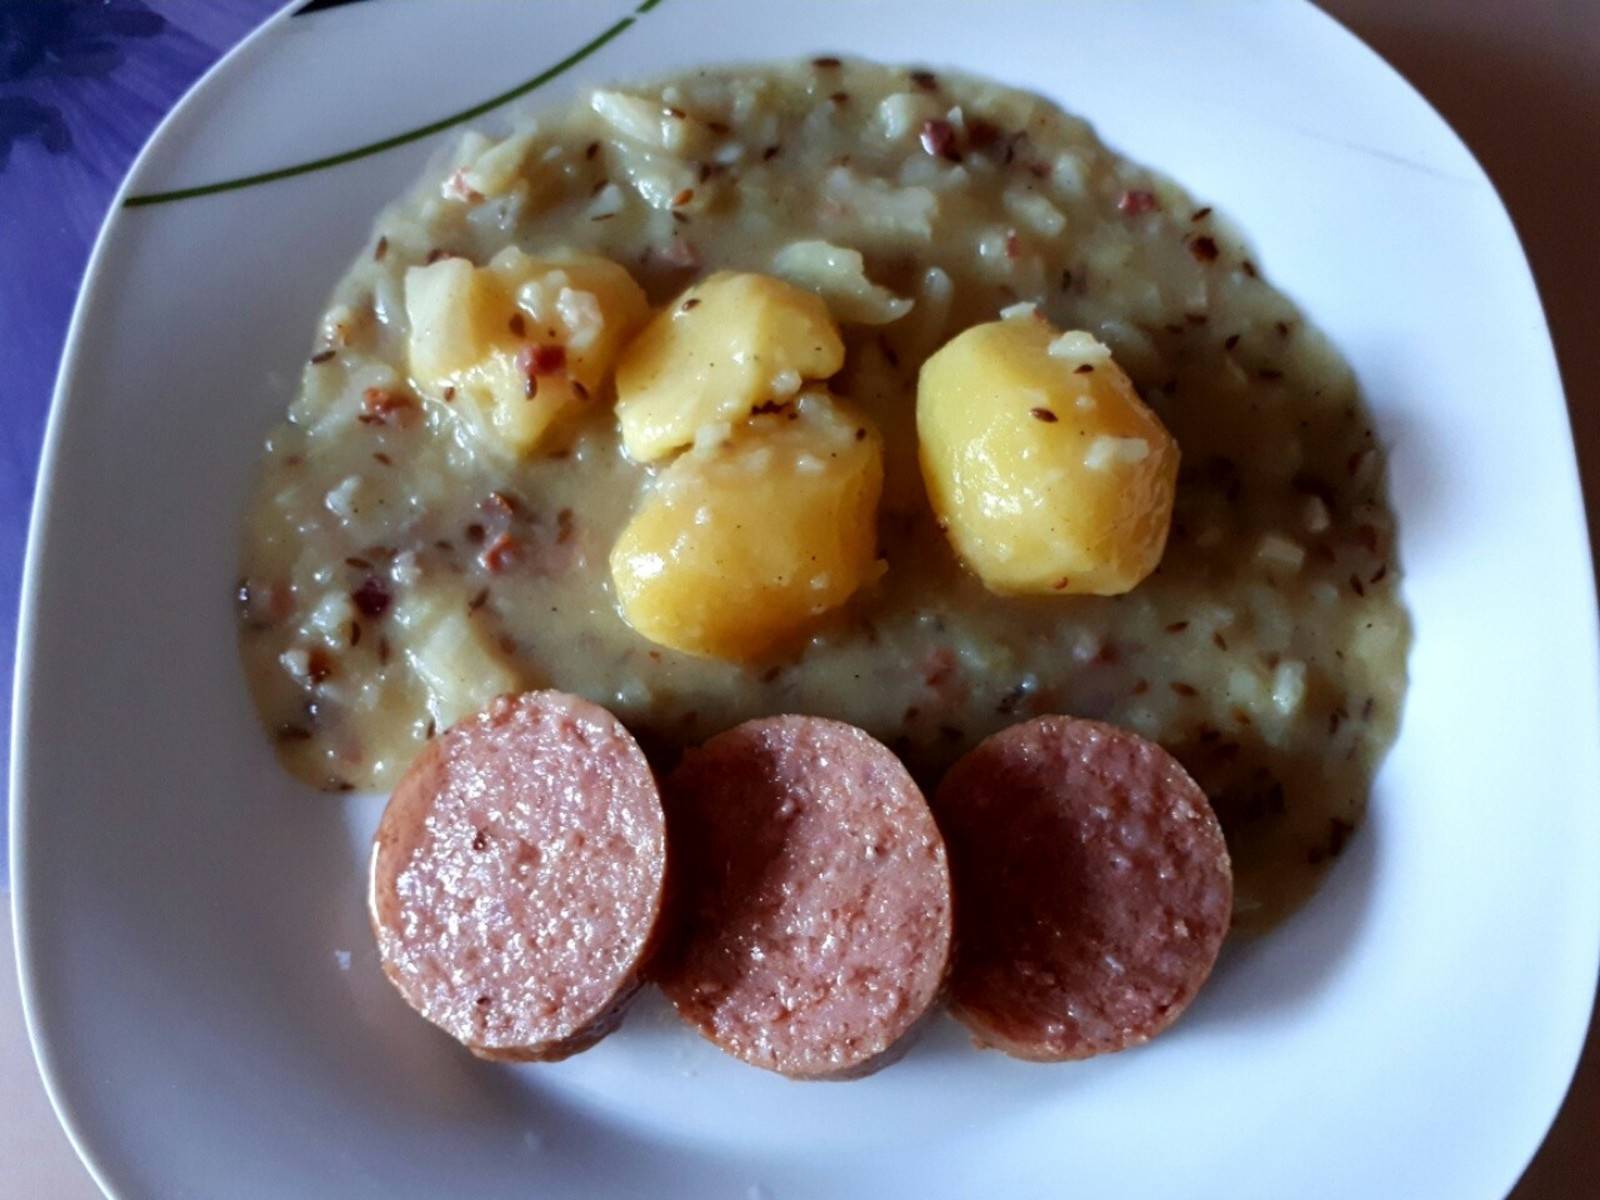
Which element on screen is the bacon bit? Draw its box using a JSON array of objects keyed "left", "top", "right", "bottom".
[
  {"left": 305, "top": 647, "right": 336, "bottom": 683},
  {"left": 967, "top": 118, "right": 1002, "bottom": 150},
  {"left": 1166, "top": 620, "right": 1190, "bottom": 633},
  {"left": 556, "top": 508, "right": 575, "bottom": 544},
  {"left": 481, "top": 532, "right": 521, "bottom": 574},
  {"left": 571, "top": 380, "right": 591, "bottom": 403},
  {"left": 1329, "top": 706, "right": 1347, "bottom": 734},
  {"left": 590, "top": 176, "right": 609, "bottom": 197},
  {"left": 813, "top": 55, "right": 842, "bottom": 68},
  {"left": 465, "top": 522, "right": 486, "bottom": 545},
  {"left": 425, "top": 248, "right": 453, "bottom": 264},
  {"left": 909, "top": 69, "right": 939, "bottom": 91},
  {"left": 854, "top": 426, "right": 867, "bottom": 441},
  {"left": 707, "top": 119, "right": 731, "bottom": 134},
  {"left": 1242, "top": 259, "right": 1259, "bottom": 277},
  {"left": 508, "top": 313, "right": 527, "bottom": 337},
  {"left": 1232, "top": 707, "right": 1253, "bottom": 726},
  {"left": 1026, "top": 161, "right": 1049, "bottom": 179},
  {"left": 344, "top": 556, "right": 373, "bottom": 570},
  {"left": 1004, "top": 229, "right": 1022, "bottom": 259},
  {"left": 1052, "top": 577, "right": 1071, "bottom": 591},
  {"left": 517, "top": 343, "right": 566, "bottom": 396},
  {"left": 1190, "top": 206, "right": 1212, "bottom": 221},
  {"left": 1349, "top": 573, "right": 1367, "bottom": 597},
  {"left": 671, "top": 187, "right": 695, "bottom": 208},
  {"left": 1060, "top": 268, "right": 1074, "bottom": 290},
  {"left": 468, "top": 588, "right": 489, "bottom": 612},
  {"left": 1188, "top": 235, "right": 1220, "bottom": 263},
  {"left": 1170, "top": 681, "right": 1199, "bottom": 698},
  {"left": 585, "top": 140, "right": 600, "bottom": 160},
  {"left": 681, "top": 297, "right": 702, "bottom": 312},
  {"left": 442, "top": 385, "right": 456, "bottom": 402},
  {"left": 481, "top": 490, "right": 520, "bottom": 518},
  {"left": 760, "top": 664, "right": 784, "bottom": 684},
  {"left": 276, "top": 724, "right": 312, "bottom": 743},
  {"left": 1118, "top": 189, "right": 1159, "bottom": 215},
  {"left": 1073, "top": 363, "right": 1094, "bottom": 375},
  {"left": 372, "top": 452, "right": 392, "bottom": 466},
  {"left": 1370, "top": 563, "right": 1388, "bottom": 584},
  {"left": 359, "top": 387, "right": 416, "bottom": 426},
  {"left": 351, "top": 576, "right": 391, "bottom": 619},
  {"left": 1132, "top": 679, "right": 1150, "bottom": 695},
  {"left": 376, "top": 636, "right": 391, "bottom": 665},
  {"left": 373, "top": 236, "right": 388, "bottom": 261},
  {"left": 660, "top": 236, "right": 700, "bottom": 269},
  {"left": 671, "top": 211, "right": 691, "bottom": 225},
  {"left": 1030, "top": 406, "right": 1058, "bottom": 423},
  {"left": 1275, "top": 320, "right": 1292, "bottom": 338},
  {"left": 696, "top": 161, "right": 715, "bottom": 184},
  {"left": 309, "top": 349, "right": 335, "bottom": 365},
  {"left": 445, "top": 168, "right": 484, "bottom": 203},
  {"left": 919, "top": 119, "right": 960, "bottom": 161},
  {"left": 829, "top": 91, "right": 850, "bottom": 104},
  {"left": 762, "top": 144, "right": 781, "bottom": 161},
  {"left": 923, "top": 647, "right": 958, "bottom": 689},
  {"left": 664, "top": 104, "right": 686, "bottom": 119},
  {"left": 877, "top": 334, "right": 901, "bottom": 369},
  {"left": 1213, "top": 631, "right": 1229, "bottom": 651},
  {"left": 1224, "top": 333, "right": 1241, "bottom": 351}
]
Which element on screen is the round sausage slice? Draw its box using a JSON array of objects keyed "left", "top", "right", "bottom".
[
  {"left": 934, "top": 716, "right": 1231, "bottom": 1061},
  {"left": 659, "top": 716, "right": 953, "bottom": 1079},
  {"left": 370, "top": 691, "right": 667, "bottom": 1061}
]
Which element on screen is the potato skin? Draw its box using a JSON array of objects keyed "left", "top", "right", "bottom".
[
  {"left": 609, "top": 392, "right": 882, "bottom": 661},
  {"left": 615, "top": 272, "right": 845, "bottom": 463},
  {"left": 917, "top": 316, "right": 1178, "bottom": 595}
]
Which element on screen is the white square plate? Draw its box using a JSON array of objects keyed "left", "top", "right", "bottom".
[{"left": 13, "top": 2, "right": 1599, "bottom": 1196}]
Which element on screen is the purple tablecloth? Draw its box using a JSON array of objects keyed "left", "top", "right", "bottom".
[{"left": 1, "top": 0, "right": 282, "bottom": 874}]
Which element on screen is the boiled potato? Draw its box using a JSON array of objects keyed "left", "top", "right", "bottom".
[
  {"left": 614, "top": 272, "right": 845, "bottom": 462},
  {"left": 404, "top": 248, "right": 647, "bottom": 457},
  {"left": 610, "top": 391, "right": 883, "bottom": 660},
  {"left": 917, "top": 316, "right": 1178, "bottom": 595}
]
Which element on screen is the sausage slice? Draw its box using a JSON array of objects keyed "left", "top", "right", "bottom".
[
  {"left": 659, "top": 716, "right": 953, "bottom": 1079},
  {"left": 934, "top": 716, "right": 1231, "bottom": 1061},
  {"left": 370, "top": 691, "right": 667, "bottom": 1061}
]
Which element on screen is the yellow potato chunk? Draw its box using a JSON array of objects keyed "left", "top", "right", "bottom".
[
  {"left": 610, "top": 392, "right": 883, "bottom": 660},
  {"left": 917, "top": 316, "right": 1178, "bottom": 595},
  {"left": 614, "top": 272, "right": 846, "bottom": 462},
  {"left": 404, "top": 248, "right": 647, "bottom": 457}
]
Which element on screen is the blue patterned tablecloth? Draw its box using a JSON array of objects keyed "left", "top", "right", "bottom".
[{"left": 2, "top": 0, "right": 280, "bottom": 873}]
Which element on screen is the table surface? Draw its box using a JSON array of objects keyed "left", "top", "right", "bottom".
[{"left": 3, "top": 1, "right": 1596, "bottom": 1196}]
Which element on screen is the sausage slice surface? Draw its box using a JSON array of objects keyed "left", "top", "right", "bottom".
[
  {"left": 934, "top": 716, "right": 1231, "bottom": 1061},
  {"left": 370, "top": 690, "right": 666, "bottom": 1061},
  {"left": 660, "top": 716, "right": 953, "bottom": 1079}
]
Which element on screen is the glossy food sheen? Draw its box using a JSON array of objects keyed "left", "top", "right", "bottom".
[
  {"left": 934, "top": 716, "right": 1231, "bottom": 1061},
  {"left": 918, "top": 316, "right": 1178, "bottom": 595},
  {"left": 660, "top": 717, "right": 953, "bottom": 1078},
  {"left": 609, "top": 391, "right": 884, "bottom": 660},
  {"left": 370, "top": 691, "right": 666, "bottom": 1060},
  {"left": 615, "top": 271, "right": 846, "bottom": 462}
]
